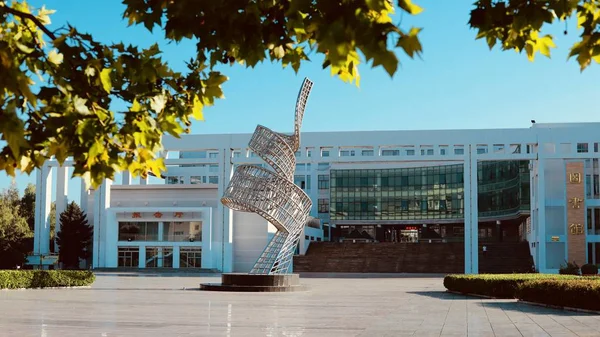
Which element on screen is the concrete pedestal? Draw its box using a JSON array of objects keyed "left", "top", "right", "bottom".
[{"left": 200, "top": 273, "right": 307, "bottom": 292}]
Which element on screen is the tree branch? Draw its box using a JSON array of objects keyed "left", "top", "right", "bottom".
[{"left": 0, "top": 5, "right": 57, "bottom": 40}]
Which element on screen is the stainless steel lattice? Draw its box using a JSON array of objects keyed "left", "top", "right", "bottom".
[{"left": 221, "top": 78, "right": 314, "bottom": 274}]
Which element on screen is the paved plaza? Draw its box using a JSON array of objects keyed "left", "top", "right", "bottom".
[{"left": 1, "top": 273, "right": 600, "bottom": 336}]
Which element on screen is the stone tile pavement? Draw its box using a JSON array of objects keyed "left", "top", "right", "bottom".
[{"left": 0, "top": 272, "right": 599, "bottom": 336}]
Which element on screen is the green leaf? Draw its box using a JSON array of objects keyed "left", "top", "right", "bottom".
[
  {"left": 397, "top": 27, "right": 423, "bottom": 58},
  {"left": 100, "top": 68, "right": 112, "bottom": 94}
]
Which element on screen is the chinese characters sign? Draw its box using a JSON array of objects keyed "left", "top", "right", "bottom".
[{"left": 566, "top": 162, "right": 585, "bottom": 265}]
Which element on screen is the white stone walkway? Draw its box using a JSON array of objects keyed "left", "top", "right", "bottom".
[{"left": 0, "top": 273, "right": 599, "bottom": 336}]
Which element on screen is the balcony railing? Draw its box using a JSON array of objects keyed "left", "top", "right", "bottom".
[{"left": 118, "top": 233, "right": 202, "bottom": 242}]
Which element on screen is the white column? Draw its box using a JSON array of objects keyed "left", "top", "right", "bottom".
[
  {"left": 80, "top": 184, "right": 89, "bottom": 215},
  {"left": 537, "top": 158, "right": 547, "bottom": 272},
  {"left": 54, "top": 166, "right": 69, "bottom": 253},
  {"left": 92, "top": 179, "right": 112, "bottom": 268},
  {"left": 201, "top": 207, "right": 213, "bottom": 268},
  {"left": 122, "top": 171, "right": 131, "bottom": 185},
  {"left": 34, "top": 166, "right": 52, "bottom": 257},
  {"left": 138, "top": 244, "right": 146, "bottom": 268},
  {"left": 470, "top": 146, "right": 479, "bottom": 274},
  {"left": 173, "top": 246, "right": 180, "bottom": 269},
  {"left": 463, "top": 145, "right": 479, "bottom": 274},
  {"left": 217, "top": 148, "right": 234, "bottom": 272}
]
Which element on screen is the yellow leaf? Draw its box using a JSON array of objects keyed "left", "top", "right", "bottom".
[
  {"left": 192, "top": 96, "right": 204, "bottom": 121},
  {"left": 399, "top": 0, "right": 423, "bottom": 15},
  {"left": 48, "top": 49, "right": 63, "bottom": 65},
  {"left": 131, "top": 98, "right": 141, "bottom": 112},
  {"left": 524, "top": 42, "right": 535, "bottom": 61},
  {"left": 537, "top": 35, "right": 556, "bottom": 58},
  {"left": 100, "top": 68, "right": 112, "bottom": 94}
]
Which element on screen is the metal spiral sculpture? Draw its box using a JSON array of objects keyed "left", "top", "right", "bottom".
[{"left": 221, "top": 78, "right": 314, "bottom": 274}]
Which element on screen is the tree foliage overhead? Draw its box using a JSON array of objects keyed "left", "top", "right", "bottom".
[
  {"left": 56, "top": 201, "right": 92, "bottom": 269},
  {"left": 1, "top": 0, "right": 598, "bottom": 188}
]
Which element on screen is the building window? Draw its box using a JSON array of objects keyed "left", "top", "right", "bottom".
[
  {"left": 382, "top": 149, "right": 399, "bottom": 156},
  {"left": 209, "top": 164, "right": 219, "bottom": 173},
  {"left": 361, "top": 149, "right": 374, "bottom": 156},
  {"left": 163, "top": 221, "right": 202, "bottom": 241},
  {"left": 322, "top": 150, "right": 330, "bottom": 157},
  {"left": 190, "top": 176, "right": 203, "bottom": 184},
  {"left": 180, "top": 247, "right": 202, "bottom": 268},
  {"left": 454, "top": 148, "right": 464, "bottom": 155},
  {"left": 118, "top": 247, "right": 139, "bottom": 267},
  {"left": 406, "top": 149, "right": 415, "bottom": 156},
  {"left": 145, "top": 247, "right": 173, "bottom": 268},
  {"left": 318, "top": 175, "right": 330, "bottom": 190},
  {"left": 208, "top": 176, "right": 218, "bottom": 184},
  {"left": 294, "top": 175, "right": 306, "bottom": 190},
  {"left": 295, "top": 151, "right": 301, "bottom": 158},
  {"left": 232, "top": 151, "right": 241, "bottom": 158},
  {"left": 208, "top": 152, "right": 218, "bottom": 158},
  {"left": 318, "top": 198, "right": 329, "bottom": 213},
  {"left": 307, "top": 150, "right": 312, "bottom": 157},
  {"left": 595, "top": 143, "right": 599, "bottom": 153},
  {"left": 118, "top": 222, "right": 159, "bottom": 241},
  {"left": 577, "top": 143, "right": 589, "bottom": 153},
  {"left": 167, "top": 176, "right": 184, "bottom": 184},
  {"left": 340, "top": 150, "right": 355, "bottom": 157},
  {"left": 421, "top": 148, "right": 434, "bottom": 156}
]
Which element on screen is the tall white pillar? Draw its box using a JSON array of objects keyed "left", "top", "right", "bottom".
[
  {"left": 34, "top": 166, "right": 52, "bottom": 256},
  {"left": 92, "top": 179, "right": 112, "bottom": 268},
  {"left": 463, "top": 145, "right": 479, "bottom": 274},
  {"left": 217, "top": 149, "right": 234, "bottom": 272},
  {"left": 55, "top": 166, "right": 69, "bottom": 253},
  {"left": 537, "top": 158, "right": 547, "bottom": 272},
  {"left": 122, "top": 171, "right": 131, "bottom": 185}
]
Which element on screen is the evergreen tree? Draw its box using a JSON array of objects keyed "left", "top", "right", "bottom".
[
  {"left": 19, "top": 184, "right": 36, "bottom": 231},
  {"left": 56, "top": 202, "right": 93, "bottom": 269}
]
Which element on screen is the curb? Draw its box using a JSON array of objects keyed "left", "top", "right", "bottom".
[
  {"left": 446, "top": 290, "right": 508, "bottom": 300},
  {"left": 518, "top": 300, "right": 600, "bottom": 315},
  {"left": 0, "top": 286, "right": 92, "bottom": 291}
]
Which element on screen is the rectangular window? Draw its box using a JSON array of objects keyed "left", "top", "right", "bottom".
[
  {"left": 118, "top": 247, "right": 139, "bottom": 268},
  {"left": 166, "top": 176, "right": 184, "bottom": 184},
  {"left": 318, "top": 163, "right": 329, "bottom": 171},
  {"left": 145, "top": 247, "right": 173, "bottom": 268},
  {"left": 577, "top": 143, "right": 589, "bottom": 153},
  {"left": 361, "top": 149, "right": 374, "bottom": 156},
  {"left": 420, "top": 149, "right": 434, "bottom": 155},
  {"left": 440, "top": 148, "right": 447, "bottom": 155},
  {"left": 382, "top": 149, "right": 399, "bottom": 156},
  {"left": 406, "top": 149, "right": 415, "bottom": 156},
  {"left": 190, "top": 176, "right": 202, "bottom": 184},
  {"left": 322, "top": 150, "right": 330, "bottom": 157},
  {"left": 318, "top": 175, "right": 330, "bottom": 190},
  {"left": 595, "top": 143, "right": 599, "bottom": 153},
  {"left": 163, "top": 221, "right": 202, "bottom": 241},
  {"left": 118, "top": 222, "right": 159, "bottom": 241},
  {"left": 294, "top": 175, "right": 306, "bottom": 190},
  {"left": 340, "top": 150, "right": 355, "bottom": 157},
  {"left": 208, "top": 152, "right": 218, "bottom": 158},
  {"left": 180, "top": 247, "right": 202, "bottom": 268},
  {"left": 208, "top": 176, "right": 218, "bottom": 184},
  {"left": 318, "top": 198, "right": 329, "bottom": 213},
  {"left": 232, "top": 151, "right": 241, "bottom": 158},
  {"left": 454, "top": 147, "right": 464, "bottom": 155},
  {"left": 307, "top": 150, "right": 312, "bottom": 157}
]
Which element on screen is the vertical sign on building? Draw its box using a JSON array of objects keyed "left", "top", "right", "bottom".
[{"left": 566, "top": 162, "right": 585, "bottom": 265}]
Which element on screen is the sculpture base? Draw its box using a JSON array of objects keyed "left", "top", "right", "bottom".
[{"left": 200, "top": 273, "right": 307, "bottom": 292}]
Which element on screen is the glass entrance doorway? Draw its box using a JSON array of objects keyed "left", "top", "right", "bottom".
[{"left": 382, "top": 225, "right": 420, "bottom": 243}]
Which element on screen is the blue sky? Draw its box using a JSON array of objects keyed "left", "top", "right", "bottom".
[{"left": 2, "top": 0, "right": 599, "bottom": 199}]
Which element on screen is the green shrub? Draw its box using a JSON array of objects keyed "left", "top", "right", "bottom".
[
  {"left": 559, "top": 261, "right": 580, "bottom": 275},
  {"left": 443, "top": 274, "right": 580, "bottom": 298},
  {"left": 518, "top": 279, "right": 600, "bottom": 311},
  {"left": 0, "top": 270, "right": 95, "bottom": 289},
  {"left": 581, "top": 264, "right": 598, "bottom": 276}
]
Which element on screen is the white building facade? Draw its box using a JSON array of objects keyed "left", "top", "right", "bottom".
[{"left": 32, "top": 122, "right": 600, "bottom": 274}]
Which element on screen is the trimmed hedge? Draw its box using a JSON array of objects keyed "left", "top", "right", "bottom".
[
  {"left": 517, "top": 279, "right": 600, "bottom": 311},
  {"left": 443, "top": 274, "right": 581, "bottom": 298},
  {"left": 0, "top": 270, "right": 95, "bottom": 289}
]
